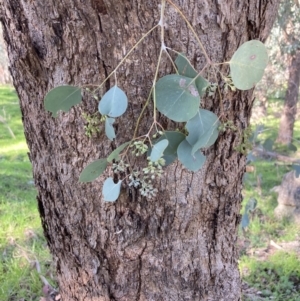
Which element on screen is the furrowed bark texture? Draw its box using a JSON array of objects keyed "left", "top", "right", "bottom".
[
  {"left": 277, "top": 49, "right": 300, "bottom": 145},
  {"left": 1, "top": 1, "right": 279, "bottom": 300}
]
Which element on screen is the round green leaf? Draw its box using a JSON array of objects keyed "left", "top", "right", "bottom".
[
  {"left": 102, "top": 178, "right": 122, "bottom": 202},
  {"left": 79, "top": 158, "right": 107, "bottom": 183},
  {"left": 230, "top": 40, "right": 268, "bottom": 90},
  {"left": 154, "top": 131, "right": 186, "bottom": 165},
  {"left": 177, "top": 139, "right": 206, "bottom": 172},
  {"left": 186, "top": 109, "right": 219, "bottom": 154},
  {"left": 155, "top": 74, "right": 200, "bottom": 122},
  {"left": 105, "top": 117, "right": 116, "bottom": 141},
  {"left": 107, "top": 142, "right": 130, "bottom": 163},
  {"left": 150, "top": 139, "right": 169, "bottom": 162},
  {"left": 175, "top": 54, "right": 209, "bottom": 96},
  {"left": 44, "top": 85, "right": 82, "bottom": 118},
  {"left": 98, "top": 85, "right": 128, "bottom": 117}
]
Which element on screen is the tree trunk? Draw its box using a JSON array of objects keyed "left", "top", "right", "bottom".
[
  {"left": 0, "top": 1, "right": 279, "bottom": 300},
  {"left": 277, "top": 49, "right": 300, "bottom": 145},
  {"left": 0, "top": 24, "right": 11, "bottom": 84}
]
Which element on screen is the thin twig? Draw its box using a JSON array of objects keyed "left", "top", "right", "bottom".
[{"left": 253, "top": 146, "right": 300, "bottom": 163}]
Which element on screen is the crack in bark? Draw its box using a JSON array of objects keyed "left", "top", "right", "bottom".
[
  {"left": 101, "top": 59, "right": 110, "bottom": 91},
  {"left": 98, "top": 14, "right": 103, "bottom": 33},
  {"left": 136, "top": 242, "right": 147, "bottom": 301}
]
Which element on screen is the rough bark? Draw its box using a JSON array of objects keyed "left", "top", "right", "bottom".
[
  {"left": 277, "top": 49, "right": 300, "bottom": 145},
  {"left": 0, "top": 1, "right": 279, "bottom": 300}
]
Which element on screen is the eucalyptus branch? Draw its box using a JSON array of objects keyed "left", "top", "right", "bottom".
[
  {"left": 152, "top": 48, "right": 164, "bottom": 122},
  {"left": 44, "top": 1, "right": 269, "bottom": 202},
  {"left": 164, "top": 49, "right": 179, "bottom": 74},
  {"left": 133, "top": 87, "right": 153, "bottom": 139}
]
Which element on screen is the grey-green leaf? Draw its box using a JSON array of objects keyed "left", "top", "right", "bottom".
[
  {"left": 245, "top": 198, "right": 257, "bottom": 213},
  {"left": 175, "top": 53, "right": 198, "bottom": 78},
  {"left": 230, "top": 40, "right": 268, "bottom": 90},
  {"left": 186, "top": 109, "right": 220, "bottom": 154},
  {"left": 150, "top": 139, "right": 169, "bottom": 162},
  {"left": 98, "top": 85, "right": 128, "bottom": 117},
  {"left": 105, "top": 117, "right": 116, "bottom": 141},
  {"left": 44, "top": 85, "right": 82, "bottom": 118},
  {"left": 288, "top": 143, "right": 297, "bottom": 152},
  {"left": 79, "top": 158, "right": 107, "bottom": 183},
  {"left": 102, "top": 178, "right": 122, "bottom": 202},
  {"left": 177, "top": 139, "right": 206, "bottom": 171},
  {"left": 107, "top": 142, "right": 130, "bottom": 163},
  {"left": 292, "top": 164, "right": 300, "bottom": 178},
  {"left": 246, "top": 152, "right": 256, "bottom": 164},
  {"left": 195, "top": 76, "right": 210, "bottom": 97},
  {"left": 175, "top": 54, "right": 209, "bottom": 96},
  {"left": 155, "top": 74, "right": 200, "bottom": 122},
  {"left": 241, "top": 213, "right": 250, "bottom": 229},
  {"left": 263, "top": 138, "right": 273, "bottom": 152},
  {"left": 154, "top": 131, "right": 186, "bottom": 165}
]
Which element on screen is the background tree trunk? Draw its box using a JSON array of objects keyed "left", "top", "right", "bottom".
[
  {"left": 0, "top": 1, "right": 279, "bottom": 300},
  {"left": 0, "top": 24, "right": 11, "bottom": 84},
  {"left": 277, "top": 49, "right": 300, "bottom": 145}
]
